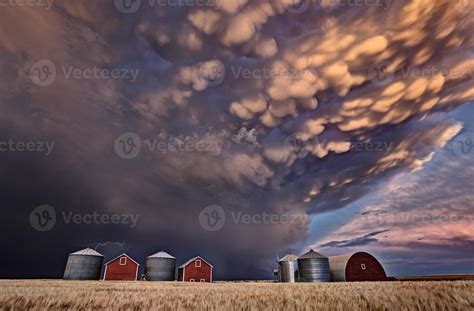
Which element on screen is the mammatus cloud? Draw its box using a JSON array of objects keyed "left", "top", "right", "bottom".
[{"left": 0, "top": 0, "right": 473, "bottom": 278}]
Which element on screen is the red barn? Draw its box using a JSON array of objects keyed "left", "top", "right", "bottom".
[
  {"left": 328, "top": 252, "right": 387, "bottom": 282},
  {"left": 178, "top": 256, "right": 213, "bottom": 282},
  {"left": 103, "top": 253, "right": 140, "bottom": 281}
]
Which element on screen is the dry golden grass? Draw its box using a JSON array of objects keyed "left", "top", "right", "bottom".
[{"left": 0, "top": 280, "right": 473, "bottom": 310}]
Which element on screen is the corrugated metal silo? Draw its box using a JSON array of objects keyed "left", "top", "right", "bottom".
[
  {"left": 297, "top": 249, "right": 331, "bottom": 283},
  {"left": 145, "top": 251, "right": 176, "bottom": 281},
  {"left": 328, "top": 253, "right": 347, "bottom": 282},
  {"left": 63, "top": 248, "right": 104, "bottom": 280},
  {"left": 278, "top": 253, "right": 298, "bottom": 283}
]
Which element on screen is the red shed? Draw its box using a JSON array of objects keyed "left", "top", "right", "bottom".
[
  {"left": 328, "top": 252, "right": 386, "bottom": 282},
  {"left": 178, "top": 256, "right": 213, "bottom": 282},
  {"left": 103, "top": 253, "right": 140, "bottom": 281}
]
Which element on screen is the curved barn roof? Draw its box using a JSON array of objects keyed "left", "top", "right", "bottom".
[
  {"left": 328, "top": 252, "right": 386, "bottom": 282},
  {"left": 328, "top": 252, "right": 376, "bottom": 266},
  {"left": 147, "top": 251, "right": 175, "bottom": 259},
  {"left": 70, "top": 248, "right": 103, "bottom": 257},
  {"left": 298, "top": 249, "right": 327, "bottom": 259}
]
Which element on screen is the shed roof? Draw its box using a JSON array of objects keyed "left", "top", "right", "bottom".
[
  {"left": 298, "top": 249, "right": 327, "bottom": 259},
  {"left": 70, "top": 248, "right": 103, "bottom": 257},
  {"left": 179, "top": 256, "right": 214, "bottom": 269},
  {"left": 147, "top": 251, "right": 175, "bottom": 259},
  {"left": 104, "top": 253, "right": 140, "bottom": 266}
]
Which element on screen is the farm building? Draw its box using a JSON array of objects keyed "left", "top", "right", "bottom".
[
  {"left": 103, "top": 253, "right": 140, "bottom": 281},
  {"left": 297, "top": 249, "right": 331, "bottom": 283},
  {"left": 63, "top": 248, "right": 103, "bottom": 280},
  {"left": 178, "top": 256, "right": 213, "bottom": 282},
  {"left": 328, "top": 252, "right": 387, "bottom": 282},
  {"left": 278, "top": 253, "right": 299, "bottom": 283},
  {"left": 145, "top": 251, "right": 176, "bottom": 281}
]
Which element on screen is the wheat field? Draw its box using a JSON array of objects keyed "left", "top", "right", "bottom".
[{"left": 0, "top": 280, "right": 472, "bottom": 310}]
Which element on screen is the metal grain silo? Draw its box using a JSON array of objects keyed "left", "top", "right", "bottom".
[
  {"left": 297, "top": 249, "right": 331, "bottom": 283},
  {"left": 145, "top": 251, "right": 176, "bottom": 281},
  {"left": 278, "top": 253, "right": 299, "bottom": 283},
  {"left": 63, "top": 248, "right": 104, "bottom": 280}
]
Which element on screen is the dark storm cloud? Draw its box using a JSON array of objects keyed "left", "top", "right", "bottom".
[
  {"left": 0, "top": 0, "right": 473, "bottom": 279},
  {"left": 320, "top": 230, "right": 389, "bottom": 248}
]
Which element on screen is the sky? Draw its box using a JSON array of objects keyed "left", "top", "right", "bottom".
[{"left": 0, "top": 0, "right": 473, "bottom": 280}]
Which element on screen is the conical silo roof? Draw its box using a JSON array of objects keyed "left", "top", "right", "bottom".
[
  {"left": 71, "top": 248, "right": 103, "bottom": 257},
  {"left": 147, "top": 251, "right": 175, "bottom": 259},
  {"left": 278, "top": 253, "right": 298, "bottom": 262},
  {"left": 298, "top": 249, "right": 327, "bottom": 259}
]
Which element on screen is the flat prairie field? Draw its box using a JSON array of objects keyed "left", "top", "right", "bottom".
[{"left": 0, "top": 280, "right": 473, "bottom": 310}]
